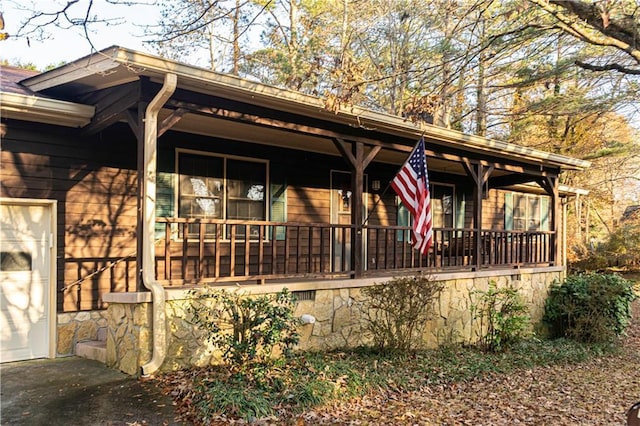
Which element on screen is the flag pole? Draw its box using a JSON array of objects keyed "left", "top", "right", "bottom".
[{"left": 362, "top": 133, "right": 426, "bottom": 226}]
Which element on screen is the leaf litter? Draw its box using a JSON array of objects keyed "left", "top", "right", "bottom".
[{"left": 158, "top": 300, "right": 639, "bottom": 425}]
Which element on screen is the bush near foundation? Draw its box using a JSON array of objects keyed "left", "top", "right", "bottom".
[
  {"left": 543, "top": 273, "right": 636, "bottom": 343},
  {"left": 186, "top": 287, "right": 300, "bottom": 379},
  {"left": 471, "top": 281, "right": 530, "bottom": 352},
  {"left": 361, "top": 275, "right": 444, "bottom": 352}
]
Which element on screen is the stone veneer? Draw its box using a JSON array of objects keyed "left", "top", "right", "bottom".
[
  {"left": 103, "top": 267, "right": 564, "bottom": 375},
  {"left": 56, "top": 310, "right": 109, "bottom": 356}
]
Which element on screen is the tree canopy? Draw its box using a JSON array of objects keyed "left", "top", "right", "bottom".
[{"left": 4, "top": 0, "right": 640, "bottom": 257}]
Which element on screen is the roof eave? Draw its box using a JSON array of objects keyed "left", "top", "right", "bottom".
[
  {"left": 0, "top": 92, "right": 95, "bottom": 127},
  {"left": 510, "top": 182, "right": 590, "bottom": 197},
  {"left": 20, "top": 46, "right": 591, "bottom": 171}
]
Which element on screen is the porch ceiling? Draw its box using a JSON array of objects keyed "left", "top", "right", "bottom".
[{"left": 162, "top": 110, "right": 472, "bottom": 176}]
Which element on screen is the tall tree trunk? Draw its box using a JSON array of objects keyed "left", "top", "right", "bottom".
[
  {"left": 232, "top": 0, "right": 241, "bottom": 75},
  {"left": 288, "top": 0, "right": 299, "bottom": 87},
  {"left": 475, "top": 11, "right": 487, "bottom": 136},
  {"left": 548, "top": 35, "right": 562, "bottom": 144},
  {"left": 435, "top": 0, "right": 455, "bottom": 128}
]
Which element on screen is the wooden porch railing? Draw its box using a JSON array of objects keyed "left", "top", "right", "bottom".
[
  {"left": 153, "top": 218, "right": 556, "bottom": 285},
  {"left": 155, "top": 218, "right": 355, "bottom": 285}
]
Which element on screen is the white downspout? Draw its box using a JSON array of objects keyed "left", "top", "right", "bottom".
[{"left": 141, "top": 73, "right": 177, "bottom": 376}]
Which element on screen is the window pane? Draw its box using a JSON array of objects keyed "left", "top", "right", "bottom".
[
  {"left": 178, "top": 154, "right": 223, "bottom": 220},
  {"left": 528, "top": 197, "right": 540, "bottom": 230},
  {"left": 432, "top": 185, "right": 454, "bottom": 228},
  {"left": 512, "top": 194, "right": 527, "bottom": 230},
  {"left": 178, "top": 153, "right": 268, "bottom": 239},
  {"left": 228, "top": 199, "right": 265, "bottom": 220},
  {"left": 226, "top": 159, "right": 266, "bottom": 221}
]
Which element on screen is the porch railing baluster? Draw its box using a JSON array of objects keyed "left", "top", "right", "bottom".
[
  {"left": 270, "top": 225, "right": 277, "bottom": 274},
  {"left": 181, "top": 222, "right": 188, "bottom": 280},
  {"left": 320, "top": 227, "right": 326, "bottom": 273},
  {"left": 284, "top": 226, "right": 290, "bottom": 275},
  {"left": 258, "top": 224, "right": 264, "bottom": 277},
  {"left": 214, "top": 223, "right": 221, "bottom": 278},
  {"left": 153, "top": 218, "right": 556, "bottom": 285},
  {"left": 164, "top": 222, "right": 171, "bottom": 280},
  {"left": 307, "top": 226, "right": 313, "bottom": 274},
  {"left": 296, "top": 225, "right": 301, "bottom": 274},
  {"left": 198, "top": 221, "right": 205, "bottom": 279},
  {"left": 229, "top": 225, "right": 236, "bottom": 277},
  {"left": 244, "top": 224, "right": 250, "bottom": 277}
]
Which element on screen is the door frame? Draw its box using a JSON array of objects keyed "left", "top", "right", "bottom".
[
  {"left": 329, "top": 170, "right": 368, "bottom": 272},
  {"left": 1, "top": 197, "right": 57, "bottom": 360}
]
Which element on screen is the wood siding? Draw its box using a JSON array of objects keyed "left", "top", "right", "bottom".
[
  {"left": 1, "top": 121, "right": 138, "bottom": 311},
  {"left": 1, "top": 119, "right": 556, "bottom": 312}
]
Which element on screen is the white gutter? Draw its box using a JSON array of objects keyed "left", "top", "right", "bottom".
[
  {"left": 140, "top": 72, "right": 177, "bottom": 376},
  {"left": 0, "top": 92, "right": 95, "bottom": 127},
  {"left": 21, "top": 46, "right": 590, "bottom": 171}
]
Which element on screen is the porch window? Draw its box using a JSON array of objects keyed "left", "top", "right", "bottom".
[
  {"left": 505, "top": 193, "right": 550, "bottom": 231},
  {"left": 431, "top": 184, "right": 454, "bottom": 228},
  {"left": 177, "top": 151, "right": 268, "bottom": 237},
  {"left": 397, "top": 183, "right": 456, "bottom": 240}
]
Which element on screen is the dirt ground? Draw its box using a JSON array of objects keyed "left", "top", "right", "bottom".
[{"left": 300, "top": 299, "right": 640, "bottom": 425}]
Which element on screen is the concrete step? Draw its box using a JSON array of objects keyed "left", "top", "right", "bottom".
[{"left": 76, "top": 340, "right": 106, "bottom": 364}]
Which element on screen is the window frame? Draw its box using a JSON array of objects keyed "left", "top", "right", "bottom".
[
  {"left": 505, "top": 192, "right": 550, "bottom": 232},
  {"left": 175, "top": 148, "right": 270, "bottom": 241},
  {"left": 397, "top": 181, "right": 456, "bottom": 241}
]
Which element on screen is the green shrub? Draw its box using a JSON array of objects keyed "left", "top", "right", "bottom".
[
  {"left": 471, "top": 281, "right": 530, "bottom": 352},
  {"left": 361, "top": 275, "right": 444, "bottom": 352},
  {"left": 187, "top": 287, "right": 300, "bottom": 379},
  {"left": 543, "top": 273, "right": 637, "bottom": 343},
  {"left": 195, "top": 375, "right": 273, "bottom": 421}
]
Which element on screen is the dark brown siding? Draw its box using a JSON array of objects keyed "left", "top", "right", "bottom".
[
  {"left": 1, "top": 120, "right": 138, "bottom": 312},
  {"left": 482, "top": 189, "right": 504, "bottom": 229},
  {"left": 1, "top": 120, "right": 523, "bottom": 311}
]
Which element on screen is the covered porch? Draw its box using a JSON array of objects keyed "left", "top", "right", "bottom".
[{"left": 17, "top": 46, "right": 588, "bottom": 306}]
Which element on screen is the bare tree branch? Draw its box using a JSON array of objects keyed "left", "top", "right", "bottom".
[
  {"left": 575, "top": 59, "right": 640, "bottom": 74},
  {"left": 528, "top": 0, "right": 640, "bottom": 66}
]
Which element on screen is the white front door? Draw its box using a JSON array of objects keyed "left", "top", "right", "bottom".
[{"left": 1, "top": 202, "right": 54, "bottom": 362}]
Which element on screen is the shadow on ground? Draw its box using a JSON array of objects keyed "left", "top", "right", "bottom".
[{"left": 0, "top": 357, "right": 183, "bottom": 425}]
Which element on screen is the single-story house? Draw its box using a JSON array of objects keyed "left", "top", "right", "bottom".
[{"left": 0, "top": 46, "right": 590, "bottom": 375}]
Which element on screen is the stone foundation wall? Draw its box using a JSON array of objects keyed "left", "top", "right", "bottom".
[
  {"left": 103, "top": 268, "right": 563, "bottom": 375},
  {"left": 56, "top": 311, "right": 109, "bottom": 356},
  {"left": 105, "top": 303, "right": 152, "bottom": 376}
]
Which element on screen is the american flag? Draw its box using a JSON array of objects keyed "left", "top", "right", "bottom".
[{"left": 391, "top": 137, "right": 433, "bottom": 255}]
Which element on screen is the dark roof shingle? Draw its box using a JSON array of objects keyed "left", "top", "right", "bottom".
[{"left": 1, "top": 65, "right": 42, "bottom": 95}]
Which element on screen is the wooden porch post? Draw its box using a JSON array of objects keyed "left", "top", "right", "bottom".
[
  {"left": 473, "top": 163, "right": 484, "bottom": 270},
  {"left": 351, "top": 142, "right": 364, "bottom": 278},
  {"left": 462, "top": 160, "right": 493, "bottom": 270},
  {"left": 127, "top": 83, "right": 185, "bottom": 290},
  {"left": 333, "top": 139, "right": 381, "bottom": 278},
  {"left": 129, "top": 102, "right": 147, "bottom": 292},
  {"left": 539, "top": 175, "right": 560, "bottom": 265}
]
